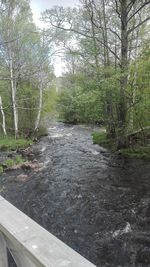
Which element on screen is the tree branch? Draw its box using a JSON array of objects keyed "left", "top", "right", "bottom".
[
  {"left": 114, "top": 0, "right": 121, "bottom": 18},
  {"left": 127, "top": 0, "right": 136, "bottom": 15},
  {"left": 128, "top": 16, "right": 150, "bottom": 34},
  {"left": 49, "top": 21, "right": 120, "bottom": 61},
  {"left": 127, "top": 0, "right": 150, "bottom": 23}
]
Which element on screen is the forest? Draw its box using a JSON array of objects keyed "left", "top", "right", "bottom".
[
  {"left": 0, "top": 1, "right": 150, "bottom": 267},
  {"left": 0, "top": 0, "right": 150, "bottom": 154}
]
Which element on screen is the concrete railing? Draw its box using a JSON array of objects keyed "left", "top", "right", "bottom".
[{"left": 0, "top": 196, "right": 96, "bottom": 267}]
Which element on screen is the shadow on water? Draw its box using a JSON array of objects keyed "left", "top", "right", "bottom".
[{"left": 1, "top": 123, "right": 150, "bottom": 267}]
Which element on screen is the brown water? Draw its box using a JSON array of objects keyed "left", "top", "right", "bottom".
[{"left": 1, "top": 123, "right": 150, "bottom": 267}]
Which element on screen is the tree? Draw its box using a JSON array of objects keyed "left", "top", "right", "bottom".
[
  {"left": 0, "top": 95, "right": 7, "bottom": 136},
  {"left": 0, "top": 0, "right": 54, "bottom": 137},
  {"left": 0, "top": 0, "right": 35, "bottom": 138},
  {"left": 42, "top": 0, "right": 150, "bottom": 147}
]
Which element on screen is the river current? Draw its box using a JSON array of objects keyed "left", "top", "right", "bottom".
[{"left": 1, "top": 123, "right": 150, "bottom": 267}]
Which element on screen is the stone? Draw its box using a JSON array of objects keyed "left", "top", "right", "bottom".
[{"left": 16, "top": 174, "right": 29, "bottom": 182}]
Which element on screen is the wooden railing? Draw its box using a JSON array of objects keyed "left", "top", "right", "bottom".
[{"left": 0, "top": 196, "right": 96, "bottom": 267}]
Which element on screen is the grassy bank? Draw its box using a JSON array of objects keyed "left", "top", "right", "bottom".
[
  {"left": 118, "top": 146, "right": 150, "bottom": 159},
  {"left": 0, "top": 155, "right": 25, "bottom": 174},
  {"left": 92, "top": 132, "right": 116, "bottom": 150},
  {"left": 0, "top": 137, "right": 33, "bottom": 174},
  {"left": 0, "top": 137, "right": 32, "bottom": 151},
  {"left": 92, "top": 131, "right": 150, "bottom": 159}
]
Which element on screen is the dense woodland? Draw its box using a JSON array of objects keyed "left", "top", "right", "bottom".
[
  {"left": 0, "top": 0, "right": 150, "bottom": 150},
  {"left": 0, "top": 0, "right": 55, "bottom": 139}
]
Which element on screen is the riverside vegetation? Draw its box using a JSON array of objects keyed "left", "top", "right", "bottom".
[
  {"left": 51, "top": 1, "right": 150, "bottom": 158},
  {"left": 0, "top": 0, "right": 150, "bottom": 161}
]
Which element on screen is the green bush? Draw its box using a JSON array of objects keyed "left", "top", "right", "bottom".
[{"left": 58, "top": 87, "right": 104, "bottom": 124}]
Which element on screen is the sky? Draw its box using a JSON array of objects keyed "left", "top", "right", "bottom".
[
  {"left": 30, "top": 0, "right": 79, "bottom": 76},
  {"left": 30, "top": 0, "right": 78, "bottom": 23}
]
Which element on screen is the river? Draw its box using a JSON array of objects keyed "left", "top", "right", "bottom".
[{"left": 1, "top": 123, "right": 150, "bottom": 267}]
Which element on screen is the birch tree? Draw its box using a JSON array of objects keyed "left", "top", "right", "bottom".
[
  {"left": 0, "top": 96, "right": 7, "bottom": 136},
  {"left": 0, "top": 0, "right": 54, "bottom": 137},
  {"left": 0, "top": 0, "right": 34, "bottom": 138}
]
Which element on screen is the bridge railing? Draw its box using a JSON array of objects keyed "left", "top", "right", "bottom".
[{"left": 0, "top": 196, "right": 96, "bottom": 267}]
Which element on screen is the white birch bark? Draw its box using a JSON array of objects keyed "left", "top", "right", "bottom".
[
  {"left": 0, "top": 96, "right": 7, "bottom": 136},
  {"left": 9, "top": 54, "right": 18, "bottom": 139},
  {"left": 34, "top": 81, "right": 43, "bottom": 132}
]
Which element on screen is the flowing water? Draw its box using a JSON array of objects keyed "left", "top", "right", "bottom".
[{"left": 1, "top": 123, "right": 150, "bottom": 267}]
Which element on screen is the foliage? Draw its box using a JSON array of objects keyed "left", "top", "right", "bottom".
[
  {"left": 0, "top": 137, "right": 32, "bottom": 151},
  {"left": 0, "top": 0, "right": 54, "bottom": 138},
  {"left": 42, "top": 86, "right": 58, "bottom": 118},
  {"left": 57, "top": 75, "right": 105, "bottom": 124},
  {"left": 17, "top": 82, "right": 39, "bottom": 134},
  {"left": 92, "top": 132, "right": 115, "bottom": 149},
  {"left": 92, "top": 131, "right": 150, "bottom": 159},
  {"left": 42, "top": 0, "right": 150, "bottom": 149},
  {"left": 93, "top": 132, "right": 107, "bottom": 144},
  {"left": 118, "top": 146, "right": 150, "bottom": 159},
  {"left": 128, "top": 46, "right": 150, "bottom": 130},
  {"left": 0, "top": 0, "right": 149, "bottom": 149}
]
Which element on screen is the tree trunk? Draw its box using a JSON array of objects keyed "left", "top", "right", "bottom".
[
  {"left": 102, "top": 0, "right": 115, "bottom": 138},
  {"left": 129, "top": 28, "right": 139, "bottom": 132},
  {"left": 34, "top": 82, "right": 43, "bottom": 132},
  {"left": 117, "top": 0, "right": 128, "bottom": 148},
  {"left": 9, "top": 55, "right": 18, "bottom": 139},
  {"left": 0, "top": 96, "right": 7, "bottom": 136},
  {"left": 102, "top": 0, "right": 109, "bottom": 66}
]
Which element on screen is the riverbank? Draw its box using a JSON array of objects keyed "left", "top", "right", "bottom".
[
  {"left": 0, "top": 126, "right": 49, "bottom": 174},
  {"left": 92, "top": 131, "right": 150, "bottom": 159},
  {"left": 0, "top": 137, "right": 32, "bottom": 151},
  {"left": 0, "top": 137, "right": 33, "bottom": 174}
]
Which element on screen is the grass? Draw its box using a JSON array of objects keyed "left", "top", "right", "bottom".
[
  {"left": 3, "top": 155, "right": 24, "bottom": 168},
  {"left": 92, "top": 132, "right": 115, "bottom": 150},
  {"left": 92, "top": 131, "right": 150, "bottom": 159},
  {"left": 0, "top": 155, "right": 25, "bottom": 174},
  {"left": 118, "top": 145, "right": 150, "bottom": 159},
  {"left": 4, "top": 159, "right": 15, "bottom": 167},
  {"left": 15, "top": 155, "right": 24, "bottom": 164},
  {"left": 0, "top": 137, "right": 32, "bottom": 151},
  {"left": 0, "top": 137, "right": 31, "bottom": 175}
]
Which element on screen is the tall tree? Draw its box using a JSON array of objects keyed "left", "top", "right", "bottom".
[
  {"left": 42, "top": 0, "right": 150, "bottom": 147},
  {"left": 0, "top": 0, "right": 54, "bottom": 137}
]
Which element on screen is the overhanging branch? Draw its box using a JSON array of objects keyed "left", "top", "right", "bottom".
[{"left": 128, "top": 16, "right": 150, "bottom": 34}]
